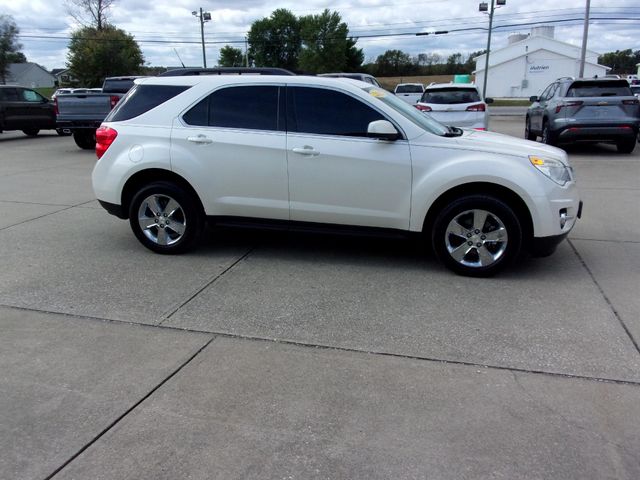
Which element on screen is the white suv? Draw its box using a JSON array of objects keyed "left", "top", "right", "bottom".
[
  {"left": 92, "top": 76, "right": 582, "bottom": 276},
  {"left": 416, "top": 83, "right": 492, "bottom": 130}
]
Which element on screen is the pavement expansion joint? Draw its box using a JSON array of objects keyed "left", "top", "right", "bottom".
[
  {"left": 41, "top": 336, "right": 216, "bottom": 480},
  {"left": 568, "top": 239, "right": 640, "bottom": 356},
  {"left": 569, "top": 237, "right": 640, "bottom": 244},
  {"left": 0, "top": 199, "right": 95, "bottom": 232},
  {"left": 157, "top": 246, "right": 257, "bottom": 324},
  {"left": 3, "top": 303, "right": 640, "bottom": 389}
]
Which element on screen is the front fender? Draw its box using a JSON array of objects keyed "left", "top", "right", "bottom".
[{"left": 409, "top": 146, "right": 544, "bottom": 233}]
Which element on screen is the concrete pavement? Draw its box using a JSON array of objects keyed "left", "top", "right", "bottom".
[{"left": 1, "top": 124, "right": 638, "bottom": 479}]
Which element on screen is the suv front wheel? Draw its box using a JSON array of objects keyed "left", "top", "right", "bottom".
[
  {"left": 129, "top": 181, "right": 204, "bottom": 254},
  {"left": 432, "top": 195, "right": 522, "bottom": 277}
]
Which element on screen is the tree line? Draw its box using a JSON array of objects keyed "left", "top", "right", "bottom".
[{"left": 2, "top": 4, "right": 639, "bottom": 88}]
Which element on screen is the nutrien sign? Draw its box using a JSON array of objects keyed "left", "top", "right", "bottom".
[{"left": 529, "top": 64, "right": 550, "bottom": 74}]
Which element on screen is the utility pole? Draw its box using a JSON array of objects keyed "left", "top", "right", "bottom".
[
  {"left": 245, "top": 37, "right": 249, "bottom": 67},
  {"left": 479, "top": 0, "right": 506, "bottom": 99},
  {"left": 192, "top": 8, "right": 212, "bottom": 68},
  {"left": 578, "top": 0, "right": 591, "bottom": 78}
]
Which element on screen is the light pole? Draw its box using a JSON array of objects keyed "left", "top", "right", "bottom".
[
  {"left": 479, "top": 0, "right": 506, "bottom": 98},
  {"left": 578, "top": 0, "right": 591, "bottom": 78},
  {"left": 192, "top": 7, "right": 212, "bottom": 68}
]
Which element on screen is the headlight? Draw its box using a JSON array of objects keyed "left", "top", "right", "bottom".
[{"left": 529, "top": 155, "right": 572, "bottom": 186}]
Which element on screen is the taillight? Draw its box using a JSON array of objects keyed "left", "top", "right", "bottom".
[
  {"left": 110, "top": 95, "right": 120, "bottom": 109},
  {"left": 555, "top": 101, "right": 583, "bottom": 113},
  {"left": 415, "top": 104, "right": 432, "bottom": 112},
  {"left": 622, "top": 99, "right": 639, "bottom": 105},
  {"left": 96, "top": 126, "right": 117, "bottom": 159},
  {"left": 54, "top": 97, "right": 59, "bottom": 116},
  {"left": 466, "top": 103, "right": 486, "bottom": 112},
  {"left": 474, "top": 127, "right": 487, "bottom": 130}
]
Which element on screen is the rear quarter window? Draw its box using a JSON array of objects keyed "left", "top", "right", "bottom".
[
  {"left": 107, "top": 85, "right": 190, "bottom": 122},
  {"left": 567, "top": 81, "right": 633, "bottom": 97}
]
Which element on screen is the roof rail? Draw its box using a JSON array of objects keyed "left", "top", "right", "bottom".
[{"left": 556, "top": 76, "right": 574, "bottom": 81}]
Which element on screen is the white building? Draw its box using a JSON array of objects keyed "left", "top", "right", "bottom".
[{"left": 474, "top": 26, "right": 610, "bottom": 98}]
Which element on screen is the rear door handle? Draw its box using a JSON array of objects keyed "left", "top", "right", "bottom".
[
  {"left": 187, "top": 135, "right": 213, "bottom": 145},
  {"left": 292, "top": 146, "right": 320, "bottom": 156}
]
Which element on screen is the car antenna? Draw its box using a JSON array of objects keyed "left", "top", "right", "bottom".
[{"left": 173, "top": 48, "right": 186, "bottom": 68}]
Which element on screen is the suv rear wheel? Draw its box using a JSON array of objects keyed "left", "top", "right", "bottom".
[
  {"left": 541, "top": 121, "right": 555, "bottom": 146},
  {"left": 432, "top": 195, "right": 522, "bottom": 277},
  {"left": 22, "top": 128, "right": 39, "bottom": 137},
  {"left": 524, "top": 116, "right": 536, "bottom": 141},
  {"left": 73, "top": 130, "right": 96, "bottom": 150},
  {"left": 129, "top": 181, "right": 204, "bottom": 254},
  {"left": 616, "top": 138, "right": 636, "bottom": 154}
]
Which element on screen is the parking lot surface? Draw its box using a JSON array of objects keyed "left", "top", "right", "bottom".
[{"left": 1, "top": 119, "right": 639, "bottom": 479}]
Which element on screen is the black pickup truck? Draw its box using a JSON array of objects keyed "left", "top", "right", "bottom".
[
  {"left": 0, "top": 85, "right": 59, "bottom": 137},
  {"left": 55, "top": 76, "right": 142, "bottom": 149}
]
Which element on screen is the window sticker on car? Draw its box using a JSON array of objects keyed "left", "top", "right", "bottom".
[{"left": 369, "top": 89, "right": 386, "bottom": 98}]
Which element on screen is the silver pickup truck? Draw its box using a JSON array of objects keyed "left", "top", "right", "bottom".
[{"left": 55, "top": 76, "right": 142, "bottom": 149}]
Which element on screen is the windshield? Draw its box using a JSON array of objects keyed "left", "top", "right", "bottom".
[
  {"left": 363, "top": 86, "right": 449, "bottom": 136},
  {"left": 421, "top": 88, "right": 481, "bottom": 104}
]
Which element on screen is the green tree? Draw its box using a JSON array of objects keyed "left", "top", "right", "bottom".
[
  {"left": 248, "top": 9, "right": 300, "bottom": 70},
  {"left": 374, "top": 49, "right": 414, "bottom": 76},
  {"left": 0, "top": 15, "right": 23, "bottom": 84},
  {"left": 67, "top": 25, "right": 144, "bottom": 86},
  {"left": 598, "top": 49, "right": 640, "bottom": 74},
  {"left": 219, "top": 45, "right": 244, "bottom": 67},
  {"left": 344, "top": 37, "right": 364, "bottom": 72},
  {"left": 299, "top": 9, "right": 359, "bottom": 73}
]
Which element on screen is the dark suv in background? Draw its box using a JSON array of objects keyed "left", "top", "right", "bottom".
[
  {"left": 526, "top": 77, "right": 640, "bottom": 153},
  {"left": 0, "top": 85, "right": 57, "bottom": 137}
]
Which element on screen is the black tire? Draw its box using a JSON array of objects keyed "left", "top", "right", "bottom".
[
  {"left": 73, "top": 130, "right": 96, "bottom": 150},
  {"left": 129, "top": 181, "right": 204, "bottom": 254},
  {"left": 541, "top": 121, "right": 555, "bottom": 146},
  {"left": 525, "top": 116, "right": 536, "bottom": 141},
  {"left": 431, "top": 195, "right": 522, "bottom": 277},
  {"left": 616, "top": 138, "right": 635, "bottom": 154},
  {"left": 22, "top": 128, "right": 39, "bottom": 137},
  {"left": 56, "top": 128, "right": 72, "bottom": 136}
]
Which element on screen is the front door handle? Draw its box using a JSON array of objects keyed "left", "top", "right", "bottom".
[
  {"left": 292, "top": 146, "right": 320, "bottom": 156},
  {"left": 187, "top": 135, "right": 213, "bottom": 145}
]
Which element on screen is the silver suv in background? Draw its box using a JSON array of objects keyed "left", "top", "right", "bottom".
[
  {"left": 415, "top": 83, "right": 492, "bottom": 130},
  {"left": 526, "top": 78, "right": 640, "bottom": 153}
]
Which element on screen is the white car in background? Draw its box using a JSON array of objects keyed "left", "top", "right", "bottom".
[
  {"left": 416, "top": 83, "right": 492, "bottom": 130},
  {"left": 394, "top": 83, "right": 425, "bottom": 104},
  {"left": 92, "top": 76, "right": 581, "bottom": 277}
]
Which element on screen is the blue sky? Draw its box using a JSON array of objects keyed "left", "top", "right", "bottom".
[{"left": 6, "top": 0, "right": 640, "bottom": 71}]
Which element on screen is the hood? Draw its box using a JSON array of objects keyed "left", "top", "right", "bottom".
[{"left": 450, "top": 129, "right": 569, "bottom": 163}]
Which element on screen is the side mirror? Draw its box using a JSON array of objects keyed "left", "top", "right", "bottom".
[
  {"left": 367, "top": 120, "right": 399, "bottom": 141},
  {"left": 485, "top": 97, "right": 494, "bottom": 104},
  {"left": 529, "top": 95, "right": 539, "bottom": 102}
]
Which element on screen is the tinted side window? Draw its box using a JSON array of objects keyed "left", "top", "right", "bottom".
[
  {"left": 289, "top": 87, "right": 385, "bottom": 137},
  {"left": 1, "top": 88, "right": 19, "bottom": 101},
  {"left": 107, "top": 85, "right": 190, "bottom": 122},
  {"left": 183, "top": 86, "right": 281, "bottom": 131},
  {"left": 19, "top": 89, "right": 44, "bottom": 102}
]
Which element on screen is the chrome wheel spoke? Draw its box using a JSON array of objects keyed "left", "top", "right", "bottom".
[
  {"left": 450, "top": 243, "right": 472, "bottom": 262},
  {"left": 477, "top": 246, "right": 495, "bottom": 266},
  {"left": 167, "top": 221, "right": 185, "bottom": 235},
  {"left": 164, "top": 199, "right": 180, "bottom": 217},
  {"left": 156, "top": 227, "right": 169, "bottom": 245},
  {"left": 139, "top": 216, "right": 157, "bottom": 230},
  {"left": 145, "top": 195, "right": 162, "bottom": 216},
  {"left": 448, "top": 219, "right": 470, "bottom": 239},
  {"left": 473, "top": 210, "right": 489, "bottom": 232},
  {"left": 483, "top": 227, "right": 507, "bottom": 242}
]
